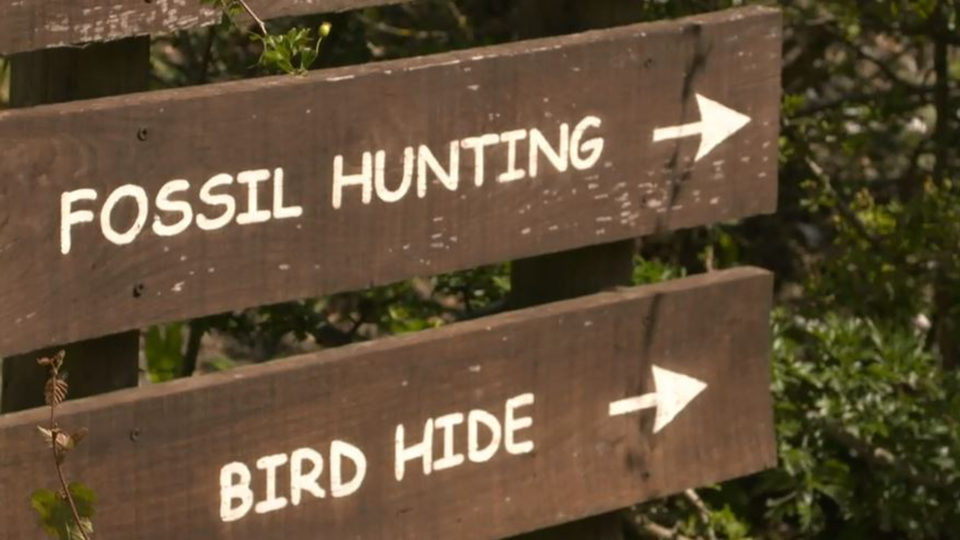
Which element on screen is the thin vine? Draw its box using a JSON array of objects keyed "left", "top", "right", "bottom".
[{"left": 32, "top": 351, "right": 96, "bottom": 540}]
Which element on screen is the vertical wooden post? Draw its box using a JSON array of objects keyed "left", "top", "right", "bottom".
[
  {"left": 510, "top": 3, "right": 645, "bottom": 537},
  {"left": 1, "top": 37, "right": 149, "bottom": 413},
  {"left": 508, "top": 242, "right": 635, "bottom": 540}
]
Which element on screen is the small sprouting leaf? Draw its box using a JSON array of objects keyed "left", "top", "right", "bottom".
[
  {"left": 31, "top": 484, "right": 97, "bottom": 539},
  {"left": 31, "top": 489, "right": 60, "bottom": 521},
  {"left": 67, "top": 482, "right": 97, "bottom": 518},
  {"left": 31, "top": 489, "right": 74, "bottom": 539}
]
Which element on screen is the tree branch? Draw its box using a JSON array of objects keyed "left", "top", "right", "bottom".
[
  {"left": 684, "top": 489, "right": 716, "bottom": 540},
  {"left": 803, "top": 157, "right": 884, "bottom": 253},
  {"left": 623, "top": 513, "right": 697, "bottom": 540}
]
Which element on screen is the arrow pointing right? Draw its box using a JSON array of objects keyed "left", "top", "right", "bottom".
[
  {"left": 609, "top": 365, "right": 708, "bottom": 433},
  {"left": 652, "top": 93, "right": 752, "bottom": 162}
]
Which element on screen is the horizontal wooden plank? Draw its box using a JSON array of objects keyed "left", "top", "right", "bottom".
[
  {"left": 0, "top": 0, "right": 406, "bottom": 56},
  {"left": 0, "top": 7, "right": 782, "bottom": 357},
  {"left": 0, "top": 268, "right": 776, "bottom": 539}
]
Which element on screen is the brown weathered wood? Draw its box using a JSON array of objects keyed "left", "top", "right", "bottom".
[
  {"left": 0, "top": 268, "right": 776, "bottom": 539},
  {"left": 511, "top": 237, "right": 635, "bottom": 540},
  {"left": 511, "top": 4, "right": 651, "bottom": 534},
  {"left": 507, "top": 514, "right": 627, "bottom": 540},
  {"left": 510, "top": 241, "right": 635, "bottom": 540},
  {"left": 0, "top": 0, "right": 407, "bottom": 56},
  {"left": 510, "top": 241, "right": 636, "bottom": 310},
  {"left": 0, "top": 7, "right": 782, "bottom": 358},
  {"left": 9, "top": 37, "right": 150, "bottom": 106},
  {"left": 1, "top": 331, "right": 140, "bottom": 412},
  {"left": 0, "top": 38, "right": 149, "bottom": 413}
]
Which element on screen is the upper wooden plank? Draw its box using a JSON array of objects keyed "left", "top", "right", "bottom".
[
  {"left": 0, "top": 0, "right": 404, "bottom": 56},
  {"left": 0, "top": 7, "right": 781, "bottom": 357},
  {"left": 0, "top": 268, "right": 777, "bottom": 539}
]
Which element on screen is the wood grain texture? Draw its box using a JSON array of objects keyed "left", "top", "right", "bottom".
[
  {"left": 509, "top": 4, "right": 655, "bottom": 534},
  {"left": 510, "top": 239, "right": 635, "bottom": 538},
  {"left": 0, "top": 0, "right": 406, "bottom": 55},
  {"left": 0, "top": 7, "right": 782, "bottom": 358},
  {"left": 1, "top": 330, "right": 140, "bottom": 411},
  {"left": 1, "top": 38, "right": 150, "bottom": 413},
  {"left": 0, "top": 268, "right": 777, "bottom": 539}
]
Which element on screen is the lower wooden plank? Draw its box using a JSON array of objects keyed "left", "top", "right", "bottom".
[{"left": 0, "top": 268, "right": 776, "bottom": 539}]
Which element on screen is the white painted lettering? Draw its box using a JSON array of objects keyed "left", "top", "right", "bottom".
[
  {"left": 254, "top": 453, "right": 289, "bottom": 514},
  {"left": 498, "top": 129, "right": 528, "bottom": 183},
  {"left": 236, "top": 169, "right": 272, "bottom": 225},
  {"left": 375, "top": 149, "right": 414, "bottom": 203},
  {"left": 460, "top": 133, "right": 499, "bottom": 187},
  {"left": 272, "top": 167, "right": 303, "bottom": 220},
  {"left": 220, "top": 462, "right": 254, "bottom": 523},
  {"left": 468, "top": 409, "right": 502, "bottom": 463},
  {"left": 197, "top": 173, "right": 237, "bottom": 231},
  {"left": 433, "top": 413, "right": 465, "bottom": 471},
  {"left": 290, "top": 447, "right": 325, "bottom": 506},
  {"left": 152, "top": 179, "right": 193, "bottom": 237},
  {"left": 570, "top": 116, "right": 605, "bottom": 170},
  {"left": 395, "top": 418, "right": 434, "bottom": 482},
  {"left": 330, "top": 440, "right": 367, "bottom": 498},
  {"left": 417, "top": 142, "right": 460, "bottom": 198},
  {"left": 529, "top": 124, "right": 570, "bottom": 178},
  {"left": 505, "top": 393, "right": 535, "bottom": 455},
  {"left": 333, "top": 153, "right": 373, "bottom": 209},
  {"left": 100, "top": 184, "right": 149, "bottom": 246},
  {"left": 60, "top": 188, "right": 98, "bottom": 255}
]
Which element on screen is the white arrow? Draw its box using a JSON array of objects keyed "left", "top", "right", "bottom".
[
  {"left": 609, "top": 365, "right": 707, "bottom": 433},
  {"left": 652, "top": 93, "right": 752, "bottom": 162}
]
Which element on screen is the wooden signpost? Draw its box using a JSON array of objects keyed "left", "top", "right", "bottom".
[
  {"left": 0, "top": 7, "right": 780, "bottom": 358},
  {"left": 0, "top": 3, "right": 782, "bottom": 539},
  {"left": 0, "top": 269, "right": 775, "bottom": 539}
]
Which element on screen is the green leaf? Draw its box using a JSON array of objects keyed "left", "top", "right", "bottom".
[
  {"left": 31, "top": 487, "right": 95, "bottom": 540},
  {"left": 145, "top": 323, "right": 184, "bottom": 382},
  {"left": 68, "top": 483, "right": 97, "bottom": 518}
]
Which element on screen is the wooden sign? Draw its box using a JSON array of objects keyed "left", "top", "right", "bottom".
[
  {"left": 0, "top": 0, "right": 405, "bottom": 55},
  {"left": 0, "top": 268, "right": 775, "bottom": 539},
  {"left": 0, "top": 6, "right": 781, "bottom": 357}
]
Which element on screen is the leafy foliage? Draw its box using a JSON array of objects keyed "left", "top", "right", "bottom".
[
  {"left": 200, "top": 0, "right": 330, "bottom": 75},
  {"left": 31, "top": 484, "right": 96, "bottom": 540},
  {"left": 766, "top": 312, "right": 960, "bottom": 538},
  {"left": 251, "top": 24, "right": 331, "bottom": 74}
]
